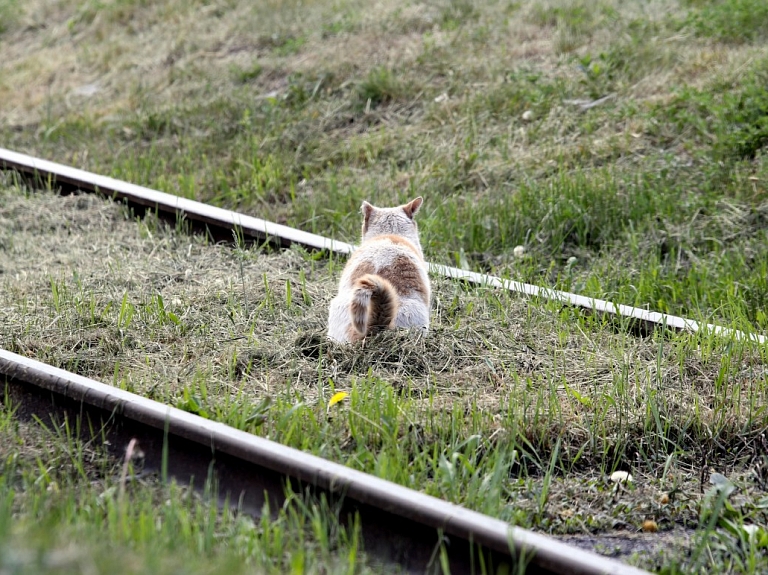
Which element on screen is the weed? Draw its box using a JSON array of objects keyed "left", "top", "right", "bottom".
[
  {"left": 657, "top": 62, "right": 768, "bottom": 161},
  {"left": 355, "top": 67, "right": 409, "bottom": 110},
  {"left": 684, "top": 0, "right": 768, "bottom": 44},
  {"left": 230, "top": 62, "right": 263, "bottom": 84}
]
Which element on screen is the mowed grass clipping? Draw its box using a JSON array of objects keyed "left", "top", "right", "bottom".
[{"left": 2, "top": 184, "right": 768, "bottom": 572}]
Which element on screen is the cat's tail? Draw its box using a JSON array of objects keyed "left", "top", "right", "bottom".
[{"left": 350, "top": 274, "right": 399, "bottom": 338}]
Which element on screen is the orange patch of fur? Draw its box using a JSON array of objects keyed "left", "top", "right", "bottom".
[
  {"left": 375, "top": 255, "right": 429, "bottom": 306},
  {"left": 379, "top": 234, "right": 423, "bottom": 260},
  {"left": 348, "top": 260, "right": 375, "bottom": 283}
]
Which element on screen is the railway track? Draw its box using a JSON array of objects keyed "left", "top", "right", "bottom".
[
  {"left": 1, "top": 147, "right": 757, "bottom": 573},
  {"left": 0, "top": 349, "right": 649, "bottom": 575},
  {"left": 1, "top": 147, "right": 763, "bottom": 344}
]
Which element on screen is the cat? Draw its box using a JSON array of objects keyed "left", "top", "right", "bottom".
[{"left": 327, "top": 197, "right": 431, "bottom": 343}]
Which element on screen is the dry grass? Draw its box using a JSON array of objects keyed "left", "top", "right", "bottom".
[
  {"left": 1, "top": 0, "right": 759, "bottom": 129},
  {"left": 3, "top": 182, "right": 768, "bottom": 569}
]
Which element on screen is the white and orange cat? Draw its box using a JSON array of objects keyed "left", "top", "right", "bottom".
[{"left": 327, "top": 197, "right": 430, "bottom": 343}]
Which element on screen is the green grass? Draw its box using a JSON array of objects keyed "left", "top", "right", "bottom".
[
  {"left": 2, "top": 184, "right": 768, "bottom": 572},
  {"left": 684, "top": 0, "right": 768, "bottom": 44},
  {"left": 4, "top": 0, "right": 765, "bottom": 332},
  {"left": 0, "top": 401, "right": 377, "bottom": 574},
  {"left": 0, "top": 0, "right": 19, "bottom": 35},
  {"left": 2, "top": 0, "right": 768, "bottom": 571}
]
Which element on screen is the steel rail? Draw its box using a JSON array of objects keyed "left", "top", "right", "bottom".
[
  {"left": 0, "top": 349, "right": 650, "bottom": 575},
  {"left": 1, "top": 147, "right": 763, "bottom": 345}
]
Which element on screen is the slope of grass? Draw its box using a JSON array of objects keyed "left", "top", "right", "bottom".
[
  {"left": 2, "top": 0, "right": 768, "bottom": 572},
  {"left": 2, "top": 0, "right": 767, "bottom": 334}
]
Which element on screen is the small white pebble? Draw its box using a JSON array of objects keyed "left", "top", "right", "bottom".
[
  {"left": 184, "top": 269, "right": 192, "bottom": 280},
  {"left": 171, "top": 297, "right": 182, "bottom": 307},
  {"left": 434, "top": 92, "right": 449, "bottom": 104},
  {"left": 522, "top": 110, "right": 534, "bottom": 122},
  {"left": 742, "top": 525, "right": 759, "bottom": 537},
  {"left": 610, "top": 471, "right": 633, "bottom": 484},
  {"left": 513, "top": 245, "right": 525, "bottom": 258}
]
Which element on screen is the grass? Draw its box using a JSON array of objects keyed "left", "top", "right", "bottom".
[
  {"left": 0, "top": 399, "right": 376, "bottom": 574},
  {"left": 2, "top": 0, "right": 767, "bottom": 331},
  {"left": 684, "top": 0, "right": 768, "bottom": 44},
  {"left": 2, "top": 183, "right": 768, "bottom": 572},
  {"left": 1, "top": 0, "right": 768, "bottom": 571}
]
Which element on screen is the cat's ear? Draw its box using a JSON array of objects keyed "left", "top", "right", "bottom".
[
  {"left": 402, "top": 196, "right": 423, "bottom": 219},
  {"left": 361, "top": 201, "right": 375, "bottom": 231}
]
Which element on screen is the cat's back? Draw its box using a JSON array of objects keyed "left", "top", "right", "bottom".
[
  {"left": 343, "top": 234, "right": 423, "bottom": 277},
  {"left": 327, "top": 196, "right": 430, "bottom": 342},
  {"left": 341, "top": 234, "right": 429, "bottom": 305}
]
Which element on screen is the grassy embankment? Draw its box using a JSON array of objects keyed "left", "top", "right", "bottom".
[{"left": 2, "top": 0, "right": 768, "bottom": 572}]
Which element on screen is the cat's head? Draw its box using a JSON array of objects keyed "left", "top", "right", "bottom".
[{"left": 360, "top": 197, "right": 423, "bottom": 246}]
